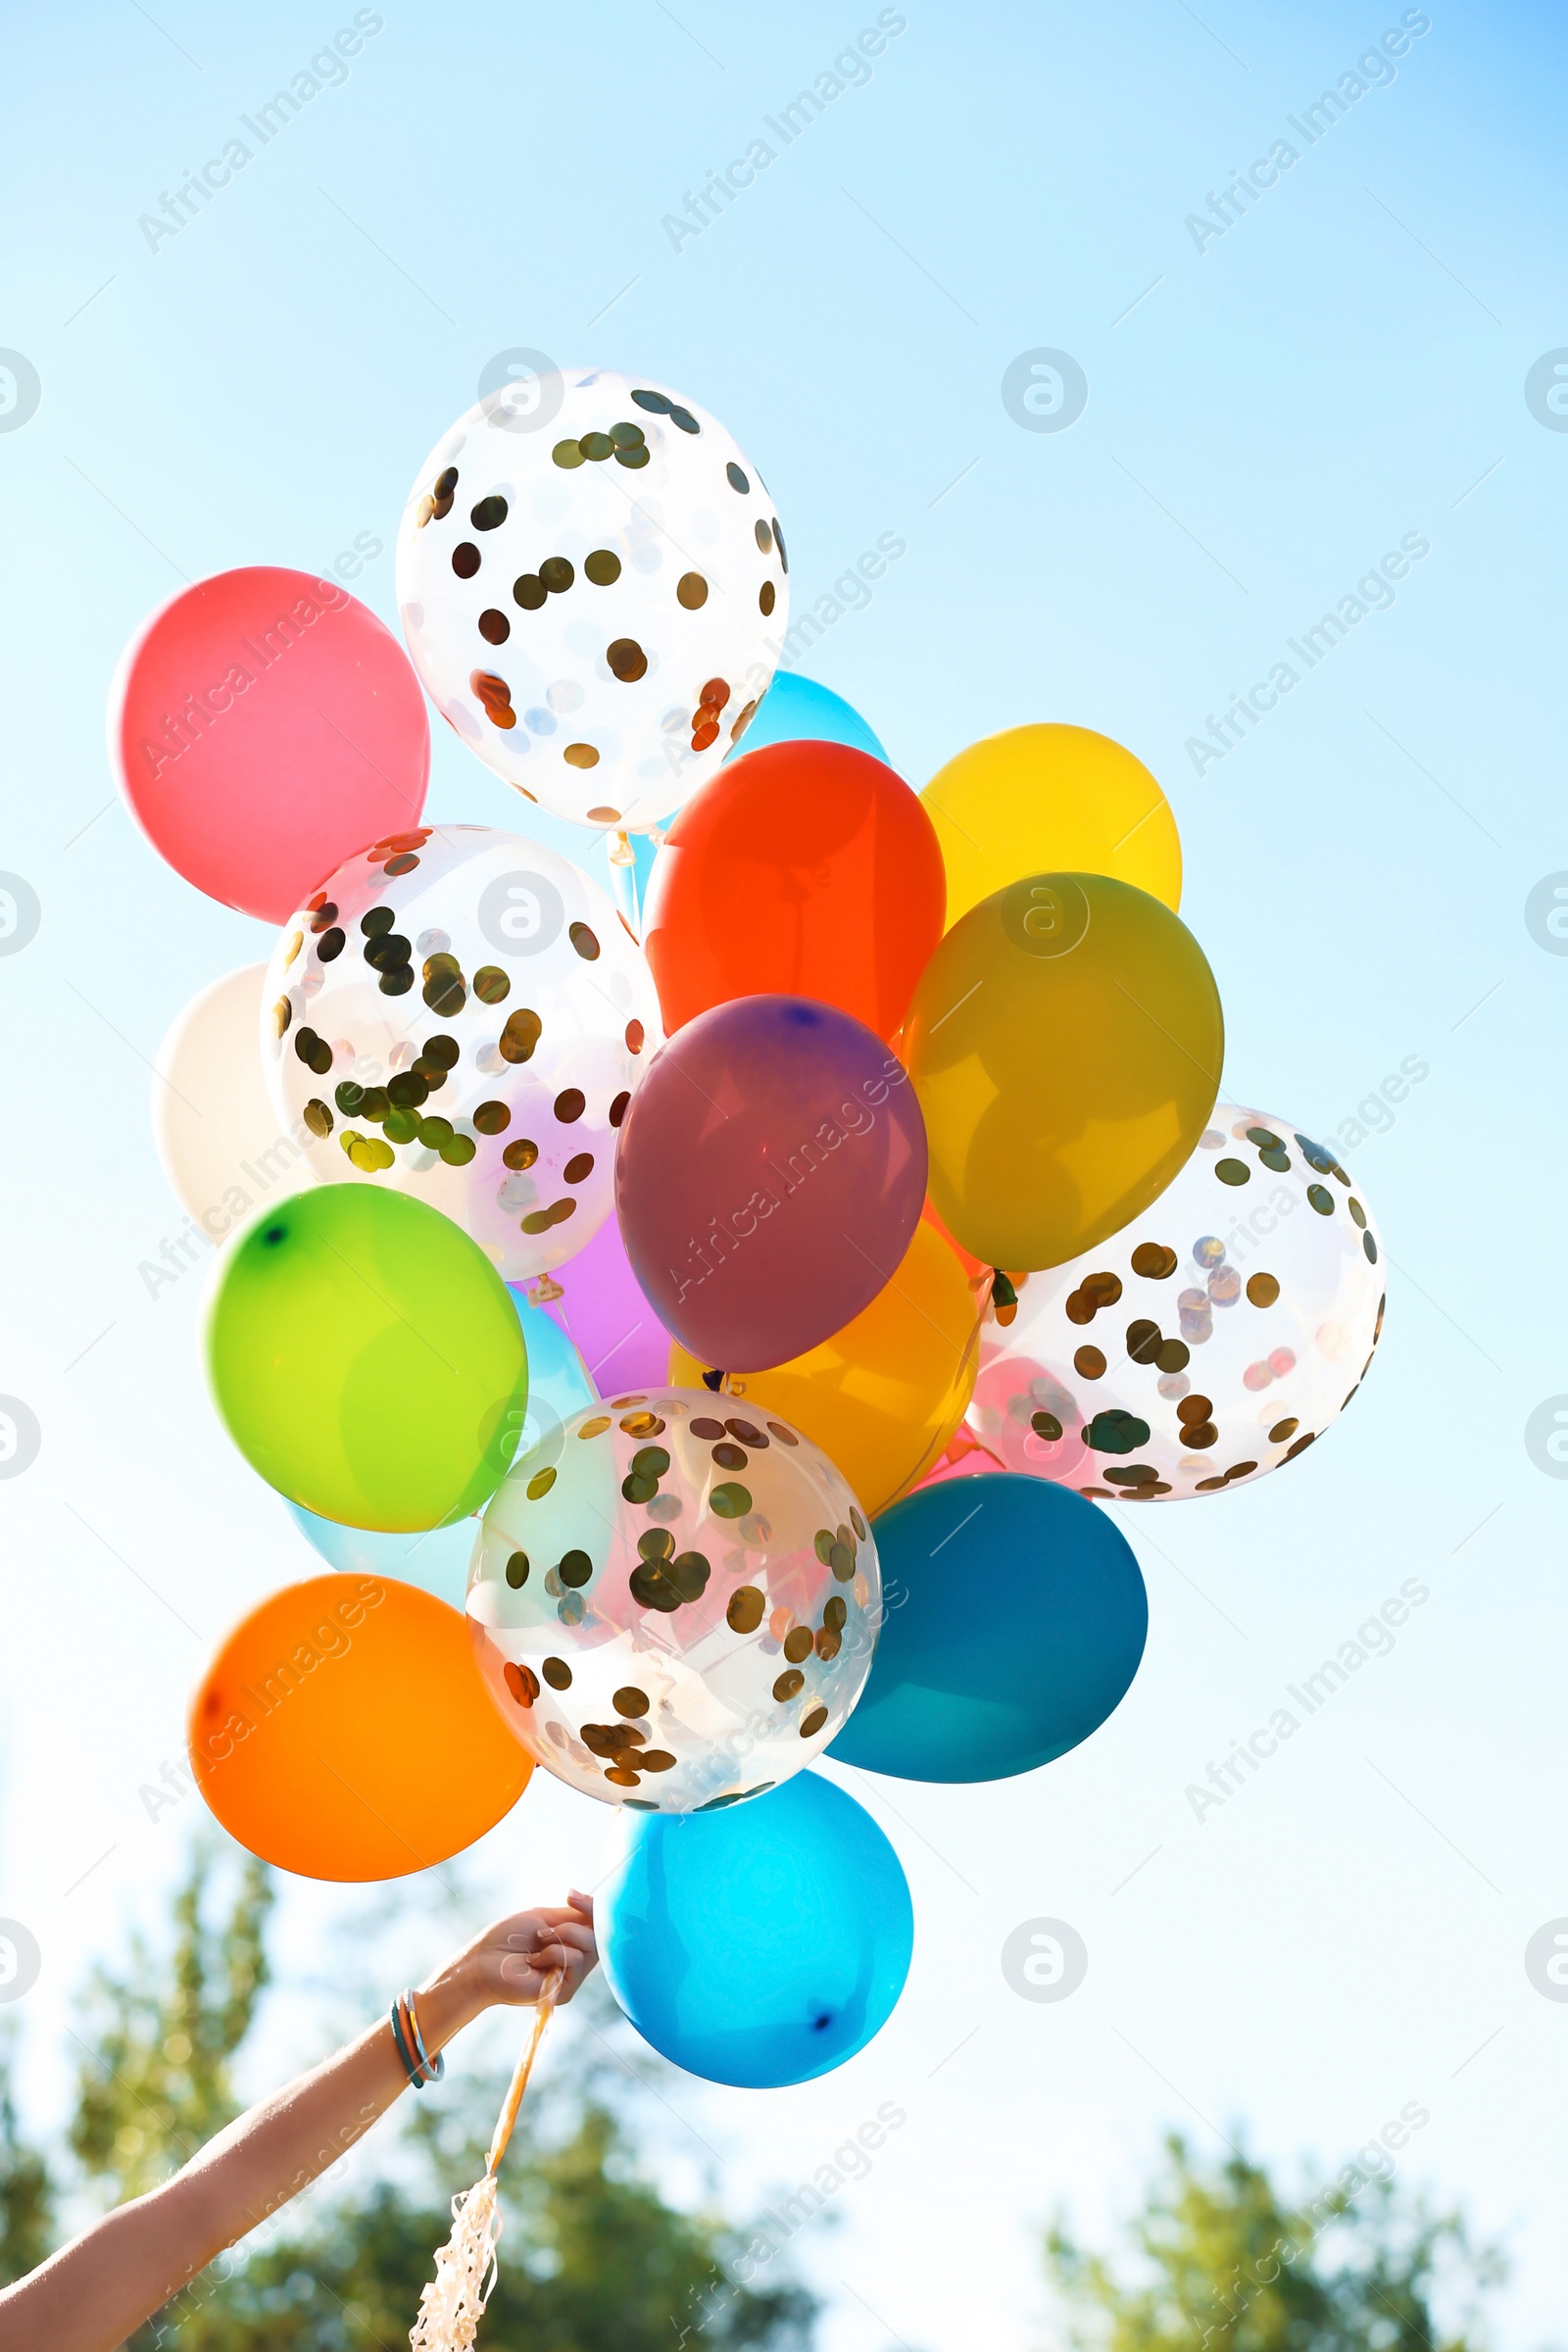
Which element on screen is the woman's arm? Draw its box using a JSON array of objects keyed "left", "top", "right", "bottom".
[{"left": 0, "top": 1893, "right": 596, "bottom": 2352}]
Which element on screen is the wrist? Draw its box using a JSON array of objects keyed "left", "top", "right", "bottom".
[{"left": 411, "top": 1957, "right": 487, "bottom": 2054}]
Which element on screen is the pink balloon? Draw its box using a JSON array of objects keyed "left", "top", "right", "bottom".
[
  {"left": 615, "top": 994, "right": 928, "bottom": 1373},
  {"left": 514, "top": 1211, "right": 671, "bottom": 1396},
  {"left": 109, "top": 566, "right": 430, "bottom": 923}
]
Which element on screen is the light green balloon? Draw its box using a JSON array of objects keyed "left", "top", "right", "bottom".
[{"left": 206, "top": 1187, "right": 528, "bottom": 1533}]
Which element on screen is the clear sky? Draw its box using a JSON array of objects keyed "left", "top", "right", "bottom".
[{"left": 2, "top": 3, "right": 1566, "bottom": 2346}]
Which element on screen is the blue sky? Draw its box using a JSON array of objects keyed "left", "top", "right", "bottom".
[{"left": 3, "top": 3, "right": 1567, "bottom": 2346}]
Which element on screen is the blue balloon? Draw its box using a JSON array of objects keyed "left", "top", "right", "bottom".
[
  {"left": 287, "top": 1289, "right": 596, "bottom": 1608},
  {"left": 598, "top": 1774, "right": 913, "bottom": 2087},
  {"left": 829, "top": 1475, "right": 1148, "bottom": 1783},
  {"left": 725, "top": 670, "right": 890, "bottom": 764}
]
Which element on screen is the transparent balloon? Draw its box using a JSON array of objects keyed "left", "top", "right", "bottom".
[
  {"left": 467, "top": 1390, "right": 880, "bottom": 1813},
  {"left": 968, "top": 1106, "right": 1385, "bottom": 1503},
  {"left": 395, "top": 369, "right": 789, "bottom": 831},
  {"left": 261, "top": 824, "right": 661, "bottom": 1282}
]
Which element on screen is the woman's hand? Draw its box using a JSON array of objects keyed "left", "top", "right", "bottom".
[{"left": 416, "top": 1891, "right": 597, "bottom": 2047}]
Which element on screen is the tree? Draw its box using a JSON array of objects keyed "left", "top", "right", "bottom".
[
  {"left": 1046, "top": 2133, "right": 1505, "bottom": 2352},
  {"left": 155, "top": 2080, "right": 814, "bottom": 2351},
  {"left": 0, "top": 2034, "right": 54, "bottom": 2286},
  {"left": 71, "top": 1839, "right": 273, "bottom": 2205},
  {"left": 41, "top": 1838, "right": 813, "bottom": 2349}
]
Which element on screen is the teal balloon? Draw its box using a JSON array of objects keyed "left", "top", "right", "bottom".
[
  {"left": 287, "top": 1289, "right": 596, "bottom": 1610},
  {"left": 829, "top": 1475, "right": 1148, "bottom": 1782},
  {"left": 726, "top": 671, "right": 889, "bottom": 764},
  {"left": 598, "top": 1774, "right": 912, "bottom": 2087}
]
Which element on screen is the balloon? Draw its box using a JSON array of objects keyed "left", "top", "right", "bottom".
[
  {"left": 921, "top": 723, "right": 1181, "bottom": 928},
  {"left": 828, "top": 1475, "right": 1147, "bottom": 1782},
  {"left": 284, "top": 1506, "right": 474, "bottom": 1610},
  {"left": 521, "top": 1208, "right": 670, "bottom": 1396},
  {"left": 722, "top": 669, "right": 889, "bottom": 763},
  {"left": 912, "top": 1422, "right": 1005, "bottom": 1490},
  {"left": 153, "top": 965, "right": 324, "bottom": 1234},
  {"left": 966, "top": 1105, "right": 1386, "bottom": 1502},
  {"left": 467, "top": 1390, "right": 880, "bottom": 1813},
  {"left": 109, "top": 567, "right": 429, "bottom": 924},
  {"left": 205, "top": 1187, "right": 527, "bottom": 1532},
  {"left": 922, "top": 1195, "right": 988, "bottom": 1283},
  {"left": 616, "top": 996, "right": 928, "bottom": 1371},
  {"left": 190, "top": 1574, "right": 531, "bottom": 1880},
  {"left": 395, "top": 370, "right": 787, "bottom": 831},
  {"left": 597, "top": 1773, "right": 912, "bottom": 2086},
  {"left": 668, "top": 1220, "right": 985, "bottom": 1517},
  {"left": 287, "top": 1291, "right": 596, "bottom": 1604},
  {"left": 905, "top": 874, "right": 1222, "bottom": 1271},
  {"left": 641, "top": 741, "right": 945, "bottom": 1039},
  {"left": 261, "top": 825, "right": 661, "bottom": 1283}
]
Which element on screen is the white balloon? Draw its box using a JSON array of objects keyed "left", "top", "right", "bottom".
[
  {"left": 395, "top": 368, "right": 789, "bottom": 831},
  {"left": 968, "top": 1106, "right": 1385, "bottom": 1503},
  {"left": 152, "top": 965, "right": 324, "bottom": 1237},
  {"left": 261, "top": 824, "right": 662, "bottom": 1284}
]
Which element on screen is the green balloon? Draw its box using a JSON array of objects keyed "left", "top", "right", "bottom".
[{"left": 206, "top": 1187, "right": 528, "bottom": 1533}]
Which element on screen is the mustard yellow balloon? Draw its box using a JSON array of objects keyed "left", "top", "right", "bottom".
[
  {"left": 921, "top": 724, "right": 1182, "bottom": 927},
  {"left": 667, "top": 1221, "right": 983, "bottom": 1516},
  {"left": 905, "top": 873, "right": 1223, "bottom": 1271}
]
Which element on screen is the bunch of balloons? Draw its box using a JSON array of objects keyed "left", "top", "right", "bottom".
[{"left": 116, "top": 365, "right": 1384, "bottom": 2093}]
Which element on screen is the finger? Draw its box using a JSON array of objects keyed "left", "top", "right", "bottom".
[
  {"left": 549, "top": 1923, "right": 596, "bottom": 1953},
  {"left": 566, "top": 1888, "right": 596, "bottom": 1922}
]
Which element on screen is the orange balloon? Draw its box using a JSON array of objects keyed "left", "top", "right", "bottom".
[
  {"left": 667, "top": 1218, "right": 983, "bottom": 1516},
  {"left": 641, "top": 739, "right": 946, "bottom": 1039},
  {"left": 189, "top": 1574, "right": 531, "bottom": 1881}
]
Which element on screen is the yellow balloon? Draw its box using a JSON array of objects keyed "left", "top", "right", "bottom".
[
  {"left": 905, "top": 873, "right": 1223, "bottom": 1271},
  {"left": 667, "top": 1220, "right": 984, "bottom": 1516},
  {"left": 921, "top": 724, "right": 1182, "bottom": 927}
]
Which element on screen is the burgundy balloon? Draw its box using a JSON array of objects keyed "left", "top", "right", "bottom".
[{"left": 615, "top": 995, "right": 928, "bottom": 1373}]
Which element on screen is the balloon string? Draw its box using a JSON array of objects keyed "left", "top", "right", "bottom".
[{"left": 486, "top": 1970, "right": 562, "bottom": 2177}]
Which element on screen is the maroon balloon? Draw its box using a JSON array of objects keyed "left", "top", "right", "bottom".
[{"left": 615, "top": 995, "right": 928, "bottom": 1372}]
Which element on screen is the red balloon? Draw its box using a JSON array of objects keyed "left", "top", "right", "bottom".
[
  {"left": 615, "top": 994, "right": 928, "bottom": 1372},
  {"left": 642, "top": 741, "right": 946, "bottom": 1039},
  {"left": 110, "top": 566, "right": 430, "bottom": 923}
]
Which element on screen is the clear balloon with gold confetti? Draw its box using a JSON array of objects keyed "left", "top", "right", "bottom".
[
  {"left": 967, "top": 1107, "right": 1385, "bottom": 1504},
  {"left": 395, "top": 369, "right": 788, "bottom": 831},
  {"left": 466, "top": 1390, "right": 880, "bottom": 1811},
  {"left": 261, "top": 824, "right": 661, "bottom": 1283}
]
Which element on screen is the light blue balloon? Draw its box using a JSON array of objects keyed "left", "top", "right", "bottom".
[
  {"left": 286, "top": 1288, "right": 597, "bottom": 1609},
  {"left": 283, "top": 1503, "right": 475, "bottom": 1608},
  {"left": 598, "top": 1774, "right": 913, "bottom": 2088},
  {"left": 726, "top": 670, "right": 890, "bottom": 764}
]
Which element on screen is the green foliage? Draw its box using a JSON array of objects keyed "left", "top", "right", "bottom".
[
  {"left": 1046, "top": 2132, "right": 1504, "bottom": 2352},
  {"left": 0, "top": 2035, "right": 54, "bottom": 2287},
  {"left": 70, "top": 1840, "right": 273, "bottom": 2203},
  {"left": 31, "top": 1842, "right": 812, "bottom": 2349},
  {"left": 151, "top": 2090, "right": 812, "bottom": 2351}
]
